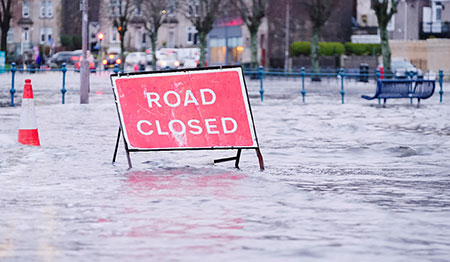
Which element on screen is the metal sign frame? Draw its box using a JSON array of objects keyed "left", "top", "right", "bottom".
[{"left": 110, "top": 65, "right": 264, "bottom": 170}]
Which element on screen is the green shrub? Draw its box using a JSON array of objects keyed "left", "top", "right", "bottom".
[
  {"left": 291, "top": 41, "right": 380, "bottom": 56},
  {"left": 319, "top": 42, "right": 345, "bottom": 56},
  {"left": 290, "top": 41, "right": 310, "bottom": 56},
  {"left": 60, "top": 35, "right": 72, "bottom": 49},
  {"left": 367, "top": 44, "right": 381, "bottom": 55},
  {"left": 334, "top": 42, "right": 346, "bottom": 55},
  {"left": 345, "top": 42, "right": 381, "bottom": 55},
  {"left": 291, "top": 41, "right": 345, "bottom": 56},
  {"left": 60, "top": 34, "right": 82, "bottom": 50}
]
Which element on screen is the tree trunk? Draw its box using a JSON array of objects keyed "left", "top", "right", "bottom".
[
  {"left": 151, "top": 33, "right": 157, "bottom": 71},
  {"left": 250, "top": 29, "right": 258, "bottom": 69},
  {"left": 379, "top": 26, "right": 391, "bottom": 76},
  {"left": 310, "top": 25, "right": 320, "bottom": 77},
  {"left": 0, "top": 25, "right": 8, "bottom": 52},
  {"left": 199, "top": 32, "right": 207, "bottom": 67}
]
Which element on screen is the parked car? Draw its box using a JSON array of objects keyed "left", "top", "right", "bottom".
[
  {"left": 102, "top": 53, "right": 122, "bottom": 70},
  {"left": 391, "top": 58, "right": 423, "bottom": 78},
  {"left": 75, "top": 57, "right": 97, "bottom": 71},
  {"left": 155, "top": 49, "right": 181, "bottom": 70},
  {"left": 47, "top": 51, "right": 78, "bottom": 68},
  {"left": 182, "top": 57, "right": 199, "bottom": 68},
  {"left": 125, "top": 52, "right": 149, "bottom": 67},
  {"left": 72, "top": 50, "right": 97, "bottom": 71},
  {"left": 378, "top": 57, "right": 423, "bottom": 79}
]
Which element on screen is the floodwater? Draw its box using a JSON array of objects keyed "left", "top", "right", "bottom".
[{"left": 0, "top": 72, "right": 450, "bottom": 261}]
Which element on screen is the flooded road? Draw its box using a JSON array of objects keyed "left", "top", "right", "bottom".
[{"left": 1, "top": 73, "right": 449, "bottom": 261}]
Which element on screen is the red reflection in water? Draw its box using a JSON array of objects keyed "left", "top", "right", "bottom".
[
  {"left": 126, "top": 169, "right": 247, "bottom": 198},
  {"left": 120, "top": 169, "right": 247, "bottom": 247}
]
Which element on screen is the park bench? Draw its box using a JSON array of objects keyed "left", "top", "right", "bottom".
[{"left": 362, "top": 79, "right": 435, "bottom": 106}]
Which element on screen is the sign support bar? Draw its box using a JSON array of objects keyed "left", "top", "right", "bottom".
[
  {"left": 214, "top": 149, "right": 242, "bottom": 168},
  {"left": 113, "top": 129, "right": 264, "bottom": 170}
]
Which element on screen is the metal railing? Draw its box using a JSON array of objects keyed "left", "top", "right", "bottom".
[
  {"left": 5, "top": 62, "right": 120, "bottom": 107},
  {"left": 242, "top": 66, "right": 445, "bottom": 104},
  {"left": 3, "top": 64, "right": 446, "bottom": 106}
]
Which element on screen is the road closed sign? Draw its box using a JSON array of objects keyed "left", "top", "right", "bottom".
[{"left": 111, "top": 66, "right": 260, "bottom": 151}]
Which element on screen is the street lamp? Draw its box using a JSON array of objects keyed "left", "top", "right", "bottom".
[{"left": 97, "top": 32, "right": 104, "bottom": 67}]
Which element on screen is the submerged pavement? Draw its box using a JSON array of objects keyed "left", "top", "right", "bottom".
[{"left": 0, "top": 72, "right": 449, "bottom": 261}]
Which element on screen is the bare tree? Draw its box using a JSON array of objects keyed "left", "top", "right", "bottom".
[
  {"left": 0, "top": 0, "right": 13, "bottom": 53},
  {"left": 184, "top": 0, "right": 227, "bottom": 66},
  {"left": 305, "top": 0, "right": 334, "bottom": 75},
  {"left": 142, "top": 0, "right": 169, "bottom": 70},
  {"left": 235, "top": 0, "right": 267, "bottom": 68},
  {"left": 109, "top": 0, "right": 137, "bottom": 63},
  {"left": 371, "top": 0, "right": 398, "bottom": 75}
]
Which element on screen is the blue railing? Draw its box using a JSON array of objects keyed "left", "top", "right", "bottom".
[
  {"left": 5, "top": 62, "right": 118, "bottom": 107},
  {"left": 243, "top": 66, "right": 445, "bottom": 104},
  {"left": 3, "top": 64, "right": 446, "bottom": 106}
]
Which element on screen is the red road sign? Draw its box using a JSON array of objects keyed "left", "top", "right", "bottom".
[{"left": 111, "top": 67, "right": 259, "bottom": 150}]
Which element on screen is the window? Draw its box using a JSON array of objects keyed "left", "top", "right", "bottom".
[
  {"left": 168, "top": 29, "right": 175, "bottom": 48},
  {"left": 110, "top": 27, "right": 120, "bottom": 44},
  {"left": 135, "top": 1, "right": 142, "bottom": 16},
  {"left": 23, "top": 27, "right": 30, "bottom": 42},
  {"left": 40, "top": 1, "right": 46, "bottom": 17},
  {"left": 111, "top": 0, "right": 120, "bottom": 16},
  {"left": 47, "top": 1, "right": 53, "bottom": 18},
  {"left": 186, "top": 0, "right": 200, "bottom": 17},
  {"left": 186, "top": 26, "right": 198, "bottom": 45},
  {"left": 40, "top": 1, "right": 53, "bottom": 18},
  {"left": 431, "top": 2, "right": 442, "bottom": 33},
  {"left": 168, "top": 0, "right": 175, "bottom": 16},
  {"left": 39, "top": 28, "right": 53, "bottom": 44},
  {"left": 40, "top": 28, "right": 46, "bottom": 43},
  {"left": 435, "top": 4, "right": 442, "bottom": 21},
  {"left": 7, "top": 29, "right": 13, "bottom": 44},
  {"left": 22, "top": 1, "right": 30, "bottom": 18},
  {"left": 387, "top": 14, "right": 395, "bottom": 31},
  {"left": 47, "top": 28, "right": 53, "bottom": 44}
]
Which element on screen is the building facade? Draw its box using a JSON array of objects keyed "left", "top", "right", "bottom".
[
  {"left": 353, "top": 0, "right": 450, "bottom": 42},
  {"left": 97, "top": 0, "right": 267, "bottom": 66},
  {"left": 8, "top": 0, "right": 62, "bottom": 62},
  {"left": 267, "top": 0, "right": 354, "bottom": 68}
]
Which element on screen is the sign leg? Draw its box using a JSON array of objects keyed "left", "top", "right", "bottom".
[
  {"left": 112, "top": 127, "right": 121, "bottom": 163},
  {"left": 255, "top": 148, "right": 265, "bottom": 171},
  {"left": 234, "top": 149, "right": 242, "bottom": 169},
  {"left": 121, "top": 130, "right": 133, "bottom": 169}
]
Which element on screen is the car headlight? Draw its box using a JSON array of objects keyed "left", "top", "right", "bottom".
[
  {"left": 174, "top": 60, "right": 180, "bottom": 67},
  {"left": 160, "top": 61, "right": 167, "bottom": 67}
]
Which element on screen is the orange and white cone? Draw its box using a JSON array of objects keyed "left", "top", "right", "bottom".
[{"left": 18, "top": 79, "right": 40, "bottom": 146}]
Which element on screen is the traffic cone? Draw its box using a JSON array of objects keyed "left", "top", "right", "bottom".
[{"left": 18, "top": 79, "right": 40, "bottom": 146}]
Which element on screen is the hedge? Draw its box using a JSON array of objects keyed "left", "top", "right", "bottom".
[
  {"left": 344, "top": 42, "right": 381, "bottom": 56},
  {"left": 319, "top": 42, "right": 345, "bottom": 56},
  {"left": 290, "top": 41, "right": 381, "bottom": 56},
  {"left": 290, "top": 41, "right": 311, "bottom": 56}
]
